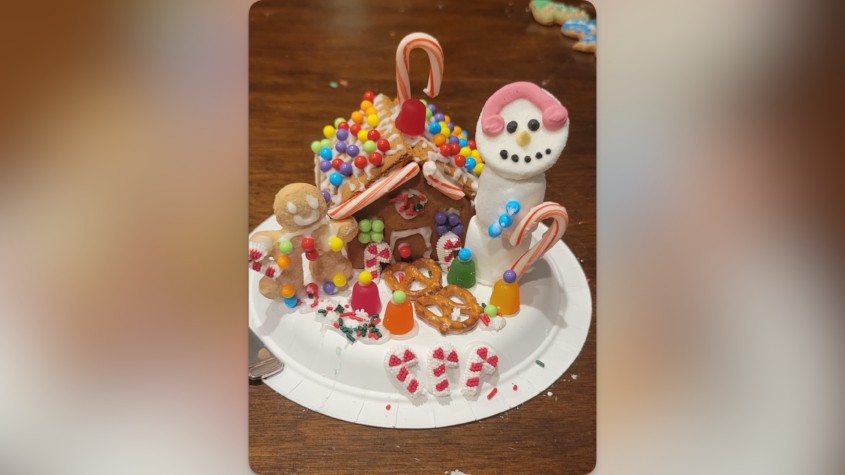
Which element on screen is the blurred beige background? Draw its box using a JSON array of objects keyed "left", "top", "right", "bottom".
[{"left": 1, "top": 0, "right": 843, "bottom": 474}]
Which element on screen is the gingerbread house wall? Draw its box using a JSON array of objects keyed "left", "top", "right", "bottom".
[{"left": 346, "top": 171, "right": 473, "bottom": 269}]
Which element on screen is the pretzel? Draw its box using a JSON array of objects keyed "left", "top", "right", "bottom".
[
  {"left": 414, "top": 285, "right": 482, "bottom": 335},
  {"left": 382, "top": 258, "right": 442, "bottom": 300}
]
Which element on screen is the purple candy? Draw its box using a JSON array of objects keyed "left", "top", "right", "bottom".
[
  {"left": 323, "top": 282, "right": 337, "bottom": 294},
  {"left": 503, "top": 269, "right": 517, "bottom": 283},
  {"left": 339, "top": 162, "right": 353, "bottom": 176},
  {"left": 347, "top": 144, "right": 359, "bottom": 157},
  {"left": 433, "top": 112, "right": 445, "bottom": 122},
  {"left": 447, "top": 213, "right": 461, "bottom": 227},
  {"left": 319, "top": 160, "right": 332, "bottom": 172},
  {"left": 447, "top": 122, "right": 454, "bottom": 131},
  {"left": 336, "top": 128, "right": 348, "bottom": 141},
  {"left": 447, "top": 135, "right": 459, "bottom": 144},
  {"left": 451, "top": 224, "right": 464, "bottom": 236},
  {"left": 321, "top": 190, "right": 331, "bottom": 203},
  {"left": 434, "top": 211, "right": 447, "bottom": 225},
  {"left": 435, "top": 224, "right": 449, "bottom": 235},
  {"left": 335, "top": 141, "right": 347, "bottom": 153},
  {"left": 427, "top": 103, "right": 437, "bottom": 112}
]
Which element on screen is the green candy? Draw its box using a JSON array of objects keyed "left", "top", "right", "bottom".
[
  {"left": 310, "top": 141, "right": 322, "bottom": 153},
  {"left": 420, "top": 99, "right": 427, "bottom": 106},
  {"left": 278, "top": 240, "right": 293, "bottom": 254},
  {"left": 392, "top": 290, "right": 407, "bottom": 304},
  {"left": 363, "top": 140, "right": 377, "bottom": 153},
  {"left": 320, "top": 138, "right": 332, "bottom": 149},
  {"left": 371, "top": 219, "right": 384, "bottom": 233},
  {"left": 334, "top": 117, "right": 345, "bottom": 127},
  {"left": 484, "top": 304, "right": 498, "bottom": 318},
  {"left": 370, "top": 232, "right": 384, "bottom": 243},
  {"left": 426, "top": 109, "right": 432, "bottom": 120},
  {"left": 358, "top": 232, "right": 371, "bottom": 244},
  {"left": 358, "top": 219, "right": 372, "bottom": 232}
]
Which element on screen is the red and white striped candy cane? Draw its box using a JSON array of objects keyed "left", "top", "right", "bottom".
[
  {"left": 422, "top": 161, "right": 465, "bottom": 200},
  {"left": 384, "top": 345, "right": 425, "bottom": 398},
  {"left": 396, "top": 33, "right": 444, "bottom": 104},
  {"left": 427, "top": 342, "right": 459, "bottom": 397},
  {"left": 328, "top": 163, "right": 419, "bottom": 220},
  {"left": 435, "top": 231, "right": 462, "bottom": 272},
  {"left": 507, "top": 202, "right": 569, "bottom": 280},
  {"left": 460, "top": 344, "right": 498, "bottom": 398}
]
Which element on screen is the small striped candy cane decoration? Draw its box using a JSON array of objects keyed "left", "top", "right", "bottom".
[
  {"left": 435, "top": 231, "right": 461, "bottom": 273},
  {"left": 427, "top": 342, "right": 459, "bottom": 397},
  {"left": 460, "top": 344, "right": 498, "bottom": 398},
  {"left": 395, "top": 33, "right": 444, "bottom": 104},
  {"left": 508, "top": 202, "right": 569, "bottom": 280},
  {"left": 385, "top": 345, "right": 425, "bottom": 398}
]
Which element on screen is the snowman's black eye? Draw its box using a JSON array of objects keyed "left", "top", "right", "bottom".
[
  {"left": 506, "top": 121, "right": 518, "bottom": 133},
  {"left": 528, "top": 119, "right": 540, "bottom": 131}
]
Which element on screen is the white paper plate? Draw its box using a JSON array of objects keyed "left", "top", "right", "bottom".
[{"left": 249, "top": 216, "right": 592, "bottom": 428}]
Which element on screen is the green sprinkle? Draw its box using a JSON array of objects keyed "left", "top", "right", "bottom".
[
  {"left": 335, "top": 305, "right": 345, "bottom": 313},
  {"left": 329, "top": 81, "right": 338, "bottom": 88},
  {"left": 535, "top": 360, "right": 545, "bottom": 368},
  {"left": 317, "top": 309, "right": 327, "bottom": 316},
  {"left": 337, "top": 318, "right": 343, "bottom": 327},
  {"left": 345, "top": 333, "right": 355, "bottom": 342}
]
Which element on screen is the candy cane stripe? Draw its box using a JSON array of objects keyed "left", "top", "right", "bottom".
[
  {"left": 328, "top": 163, "right": 419, "bottom": 219},
  {"left": 396, "top": 33, "right": 444, "bottom": 104},
  {"left": 508, "top": 202, "right": 568, "bottom": 280}
]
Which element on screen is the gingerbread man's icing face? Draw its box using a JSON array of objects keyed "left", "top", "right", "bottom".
[
  {"left": 273, "top": 183, "right": 327, "bottom": 231},
  {"left": 475, "top": 83, "right": 569, "bottom": 181}
]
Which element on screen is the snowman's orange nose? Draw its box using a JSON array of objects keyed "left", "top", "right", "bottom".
[{"left": 516, "top": 130, "right": 531, "bottom": 147}]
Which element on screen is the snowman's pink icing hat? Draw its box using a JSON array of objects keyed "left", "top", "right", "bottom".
[{"left": 480, "top": 82, "right": 568, "bottom": 136}]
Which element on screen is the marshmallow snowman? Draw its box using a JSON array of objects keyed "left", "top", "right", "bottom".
[{"left": 464, "top": 82, "right": 570, "bottom": 284}]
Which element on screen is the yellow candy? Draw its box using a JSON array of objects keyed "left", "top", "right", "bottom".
[
  {"left": 367, "top": 114, "right": 379, "bottom": 127},
  {"left": 444, "top": 115, "right": 451, "bottom": 123},
  {"left": 333, "top": 273, "right": 347, "bottom": 287},
  {"left": 439, "top": 121, "right": 450, "bottom": 138},
  {"left": 471, "top": 149, "right": 481, "bottom": 159},
  {"left": 365, "top": 106, "right": 378, "bottom": 116},
  {"left": 433, "top": 134, "right": 446, "bottom": 146},
  {"left": 357, "top": 129, "right": 369, "bottom": 142},
  {"left": 460, "top": 146, "right": 472, "bottom": 157},
  {"left": 329, "top": 237, "right": 343, "bottom": 252},
  {"left": 281, "top": 284, "right": 296, "bottom": 299},
  {"left": 323, "top": 125, "right": 336, "bottom": 139},
  {"left": 453, "top": 126, "right": 462, "bottom": 135},
  {"left": 358, "top": 270, "right": 373, "bottom": 285},
  {"left": 360, "top": 100, "right": 373, "bottom": 111},
  {"left": 351, "top": 111, "right": 364, "bottom": 124},
  {"left": 474, "top": 163, "right": 484, "bottom": 175},
  {"left": 276, "top": 254, "right": 291, "bottom": 269}
]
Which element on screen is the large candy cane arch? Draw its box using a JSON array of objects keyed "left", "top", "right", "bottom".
[
  {"left": 508, "top": 202, "right": 569, "bottom": 280},
  {"left": 395, "top": 33, "right": 444, "bottom": 104}
]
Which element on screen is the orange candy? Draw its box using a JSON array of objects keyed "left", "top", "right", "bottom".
[
  {"left": 360, "top": 100, "right": 373, "bottom": 111},
  {"left": 365, "top": 106, "right": 378, "bottom": 116},
  {"left": 281, "top": 284, "right": 296, "bottom": 299},
  {"left": 276, "top": 254, "right": 291, "bottom": 269},
  {"left": 351, "top": 111, "right": 364, "bottom": 124},
  {"left": 432, "top": 133, "right": 446, "bottom": 146},
  {"left": 383, "top": 291, "right": 415, "bottom": 335},
  {"left": 489, "top": 279, "right": 520, "bottom": 316}
]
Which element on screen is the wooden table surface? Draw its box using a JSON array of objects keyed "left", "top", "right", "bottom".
[{"left": 249, "top": 1, "right": 596, "bottom": 473}]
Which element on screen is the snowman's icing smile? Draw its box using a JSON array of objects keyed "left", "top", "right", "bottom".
[{"left": 498, "top": 147, "right": 553, "bottom": 163}]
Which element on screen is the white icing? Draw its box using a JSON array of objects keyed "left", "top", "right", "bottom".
[
  {"left": 286, "top": 202, "right": 298, "bottom": 214},
  {"left": 385, "top": 144, "right": 404, "bottom": 157},
  {"left": 293, "top": 209, "right": 320, "bottom": 226},
  {"left": 388, "top": 226, "right": 434, "bottom": 260},
  {"left": 305, "top": 194, "right": 319, "bottom": 209},
  {"left": 391, "top": 188, "right": 426, "bottom": 220},
  {"left": 277, "top": 218, "right": 326, "bottom": 242}
]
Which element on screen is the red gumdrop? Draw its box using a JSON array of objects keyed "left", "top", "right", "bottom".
[
  {"left": 468, "top": 139, "right": 476, "bottom": 150},
  {"left": 300, "top": 236, "right": 315, "bottom": 251},
  {"left": 454, "top": 155, "right": 466, "bottom": 167},
  {"left": 363, "top": 91, "right": 375, "bottom": 102},
  {"left": 337, "top": 121, "right": 349, "bottom": 130},
  {"left": 368, "top": 152, "right": 383, "bottom": 166},
  {"left": 450, "top": 143, "right": 461, "bottom": 155},
  {"left": 395, "top": 99, "right": 426, "bottom": 136},
  {"left": 350, "top": 124, "right": 361, "bottom": 136},
  {"left": 331, "top": 158, "right": 343, "bottom": 170},
  {"left": 439, "top": 144, "right": 452, "bottom": 157},
  {"left": 354, "top": 155, "right": 368, "bottom": 169},
  {"left": 377, "top": 138, "right": 390, "bottom": 152},
  {"left": 305, "top": 249, "right": 319, "bottom": 261},
  {"left": 367, "top": 129, "right": 380, "bottom": 141}
]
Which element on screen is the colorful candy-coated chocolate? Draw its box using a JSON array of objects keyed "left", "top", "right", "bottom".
[
  {"left": 323, "top": 125, "right": 336, "bottom": 138},
  {"left": 319, "top": 160, "right": 332, "bottom": 173},
  {"left": 363, "top": 140, "right": 377, "bottom": 153},
  {"left": 370, "top": 232, "right": 384, "bottom": 243},
  {"left": 367, "top": 114, "right": 379, "bottom": 127},
  {"left": 321, "top": 190, "right": 331, "bottom": 203},
  {"left": 506, "top": 199, "right": 521, "bottom": 215},
  {"left": 470, "top": 149, "right": 481, "bottom": 159},
  {"left": 336, "top": 128, "right": 349, "bottom": 141},
  {"left": 323, "top": 281, "right": 337, "bottom": 295},
  {"left": 283, "top": 296, "right": 298, "bottom": 308},
  {"left": 365, "top": 106, "right": 378, "bottom": 116},
  {"left": 329, "top": 172, "right": 343, "bottom": 186},
  {"left": 439, "top": 121, "right": 450, "bottom": 137},
  {"left": 447, "top": 122, "right": 454, "bottom": 131},
  {"left": 369, "top": 151, "right": 383, "bottom": 166},
  {"left": 427, "top": 103, "right": 437, "bottom": 112},
  {"left": 465, "top": 157, "right": 477, "bottom": 170},
  {"left": 473, "top": 163, "right": 484, "bottom": 175},
  {"left": 320, "top": 138, "right": 332, "bottom": 149},
  {"left": 447, "top": 213, "right": 461, "bottom": 227},
  {"left": 447, "top": 135, "right": 459, "bottom": 144},
  {"left": 439, "top": 144, "right": 452, "bottom": 157},
  {"left": 305, "top": 249, "right": 319, "bottom": 261},
  {"left": 336, "top": 142, "right": 349, "bottom": 155},
  {"left": 457, "top": 248, "right": 472, "bottom": 262},
  {"left": 354, "top": 155, "right": 367, "bottom": 169},
  {"left": 433, "top": 112, "right": 445, "bottom": 122},
  {"left": 337, "top": 121, "right": 349, "bottom": 129},
  {"left": 334, "top": 117, "right": 344, "bottom": 127},
  {"left": 276, "top": 254, "right": 291, "bottom": 269},
  {"left": 444, "top": 115, "right": 451, "bottom": 123},
  {"left": 468, "top": 139, "right": 476, "bottom": 150},
  {"left": 367, "top": 129, "right": 380, "bottom": 141},
  {"left": 503, "top": 269, "right": 517, "bottom": 283},
  {"left": 451, "top": 223, "right": 464, "bottom": 235},
  {"left": 349, "top": 124, "right": 361, "bottom": 136},
  {"left": 357, "top": 129, "right": 369, "bottom": 142},
  {"left": 329, "top": 237, "right": 344, "bottom": 252},
  {"left": 360, "top": 100, "right": 373, "bottom": 111},
  {"left": 383, "top": 291, "right": 414, "bottom": 335},
  {"left": 310, "top": 141, "right": 322, "bottom": 153},
  {"left": 371, "top": 219, "right": 385, "bottom": 233},
  {"left": 278, "top": 240, "right": 293, "bottom": 254},
  {"left": 489, "top": 276, "right": 519, "bottom": 316},
  {"left": 301, "top": 236, "right": 315, "bottom": 251},
  {"left": 488, "top": 222, "right": 502, "bottom": 237},
  {"left": 339, "top": 162, "right": 353, "bottom": 176},
  {"left": 333, "top": 273, "right": 347, "bottom": 287},
  {"left": 460, "top": 146, "right": 472, "bottom": 157},
  {"left": 376, "top": 138, "right": 390, "bottom": 152},
  {"left": 453, "top": 155, "right": 466, "bottom": 167},
  {"left": 358, "top": 219, "right": 372, "bottom": 232},
  {"left": 426, "top": 108, "right": 432, "bottom": 120},
  {"left": 351, "top": 111, "right": 364, "bottom": 124},
  {"left": 458, "top": 138, "right": 468, "bottom": 147},
  {"left": 433, "top": 134, "right": 446, "bottom": 146},
  {"left": 363, "top": 91, "right": 375, "bottom": 102},
  {"left": 434, "top": 211, "right": 447, "bottom": 225},
  {"left": 450, "top": 143, "right": 460, "bottom": 155},
  {"left": 429, "top": 122, "right": 441, "bottom": 134},
  {"left": 319, "top": 147, "right": 333, "bottom": 160},
  {"left": 347, "top": 144, "right": 359, "bottom": 157},
  {"left": 281, "top": 284, "right": 296, "bottom": 299},
  {"left": 331, "top": 158, "right": 343, "bottom": 170}
]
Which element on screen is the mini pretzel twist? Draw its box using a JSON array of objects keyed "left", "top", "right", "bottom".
[
  {"left": 382, "top": 258, "right": 442, "bottom": 300},
  {"left": 414, "top": 285, "right": 482, "bottom": 335}
]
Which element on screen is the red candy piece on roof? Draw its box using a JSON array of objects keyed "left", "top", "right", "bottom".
[{"left": 395, "top": 98, "right": 427, "bottom": 136}]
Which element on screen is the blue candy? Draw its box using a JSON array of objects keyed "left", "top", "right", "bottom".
[
  {"left": 506, "top": 199, "right": 521, "bottom": 215},
  {"left": 428, "top": 122, "right": 441, "bottom": 134},
  {"left": 319, "top": 147, "right": 333, "bottom": 160},
  {"left": 498, "top": 214, "right": 513, "bottom": 228},
  {"left": 329, "top": 172, "right": 343, "bottom": 187},
  {"left": 465, "top": 157, "right": 477, "bottom": 170},
  {"left": 457, "top": 248, "right": 472, "bottom": 262},
  {"left": 283, "top": 296, "right": 298, "bottom": 308},
  {"left": 488, "top": 222, "right": 502, "bottom": 238},
  {"left": 458, "top": 138, "right": 468, "bottom": 147}
]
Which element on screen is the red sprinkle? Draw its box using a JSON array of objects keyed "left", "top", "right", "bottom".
[
  {"left": 513, "top": 384, "right": 518, "bottom": 391},
  {"left": 385, "top": 404, "right": 391, "bottom": 410},
  {"left": 480, "top": 313, "right": 490, "bottom": 326},
  {"left": 487, "top": 387, "right": 498, "bottom": 400}
]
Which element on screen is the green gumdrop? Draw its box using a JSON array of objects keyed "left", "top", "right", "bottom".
[
  {"left": 334, "top": 117, "right": 345, "bottom": 127},
  {"left": 310, "top": 141, "right": 322, "bottom": 153},
  {"left": 484, "top": 305, "right": 498, "bottom": 317},
  {"left": 370, "top": 232, "right": 384, "bottom": 243},
  {"left": 392, "top": 290, "right": 406, "bottom": 304},
  {"left": 371, "top": 219, "right": 384, "bottom": 233},
  {"left": 358, "top": 232, "right": 371, "bottom": 244},
  {"left": 363, "top": 140, "right": 377, "bottom": 153},
  {"left": 278, "top": 240, "right": 293, "bottom": 254},
  {"left": 320, "top": 138, "right": 332, "bottom": 149},
  {"left": 358, "top": 219, "right": 372, "bottom": 233}
]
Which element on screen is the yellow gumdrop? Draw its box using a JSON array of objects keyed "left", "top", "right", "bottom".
[
  {"left": 276, "top": 254, "right": 291, "bottom": 269},
  {"left": 439, "top": 121, "right": 450, "bottom": 137},
  {"left": 329, "top": 237, "right": 343, "bottom": 252},
  {"left": 433, "top": 134, "right": 446, "bottom": 146},
  {"left": 333, "top": 273, "right": 347, "bottom": 287},
  {"left": 351, "top": 111, "right": 364, "bottom": 124},
  {"left": 323, "top": 125, "right": 336, "bottom": 139},
  {"left": 281, "top": 284, "right": 296, "bottom": 299},
  {"left": 474, "top": 163, "right": 484, "bottom": 175},
  {"left": 367, "top": 114, "right": 379, "bottom": 127},
  {"left": 358, "top": 271, "right": 373, "bottom": 285},
  {"left": 360, "top": 100, "right": 373, "bottom": 111},
  {"left": 471, "top": 149, "right": 481, "bottom": 159},
  {"left": 460, "top": 146, "right": 472, "bottom": 157},
  {"left": 357, "top": 129, "right": 369, "bottom": 142},
  {"left": 365, "top": 106, "right": 378, "bottom": 116}
]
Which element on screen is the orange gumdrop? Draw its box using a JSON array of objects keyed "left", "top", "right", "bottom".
[
  {"left": 489, "top": 279, "right": 520, "bottom": 316},
  {"left": 383, "top": 300, "right": 415, "bottom": 335}
]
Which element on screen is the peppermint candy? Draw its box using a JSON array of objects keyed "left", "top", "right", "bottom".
[
  {"left": 427, "top": 342, "right": 459, "bottom": 397},
  {"left": 460, "top": 344, "right": 499, "bottom": 398},
  {"left": 364, "top": 241, "right": 392, "bottom": 282},
  {"left": 384, "top": 345, "right": 424, "bottom": 398}
]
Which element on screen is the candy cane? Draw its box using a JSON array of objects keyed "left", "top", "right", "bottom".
[
  {"left": 249, "top": 241, "right": 268, "bottom": 262},
  {"left": 435, "top": 231, "right": 461, "bottom": 272},
  {"left": 422, "top": 161, "right": 465, "bottom": 200},
  {"left": 364, "top": 242, "right": 391, "bottom": 282},
  {"left": 508, "top": 202, "right": 569, "bottom": 280},
  {"left": 384, "top": 345, "right": 424, "bottom": 398},
  {"left": 427, "top": 342, "right": 459, "bottom": 397},
  {"left": 460, "top": 344, "right": 498, "bottom": 398},
  {"left": 328, "top": 163, "right": 419, "bottom": 219},
  {"left": 250, "top": 259, "right": 282, "bottom": 280},
  {"left": 396, "top": 33, "right": 444, "bottom": 104}
]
